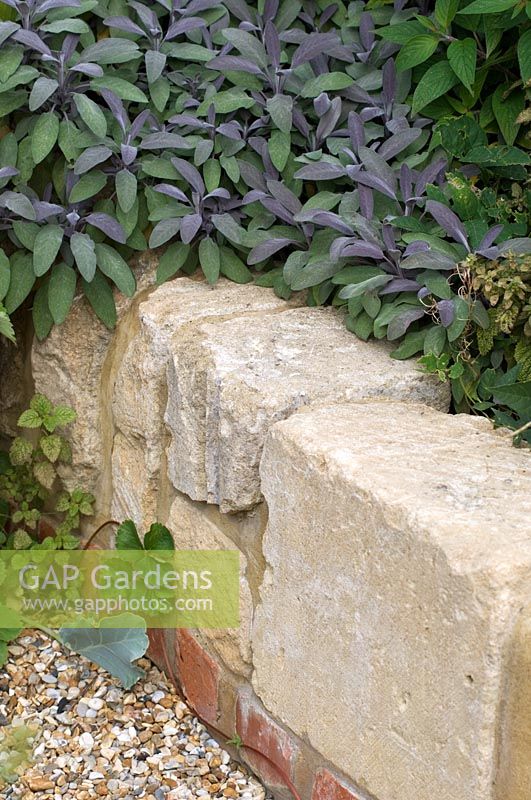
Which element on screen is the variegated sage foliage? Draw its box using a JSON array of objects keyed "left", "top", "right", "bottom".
[{"left": 0, "top": 0, "right": 529, "bottom": 439}]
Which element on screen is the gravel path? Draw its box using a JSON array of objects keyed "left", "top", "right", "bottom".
[{"left": 0, "top": 633, "right": 269, "bottom": 799}]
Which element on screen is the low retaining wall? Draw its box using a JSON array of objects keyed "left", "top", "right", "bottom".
[{"left": 2, "top": 269, "right": 531, "bottom": 800}]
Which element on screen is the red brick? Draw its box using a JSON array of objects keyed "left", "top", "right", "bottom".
[
  {"left": 236, "top": 688, "right": 297, "bottom": 792},
  {"left": 311, "top": 769, "right": 361, "bottom": 800},
  {"left": 175, "top": 630, "right": 220, "bottom": 724},
  {"left": 148, "top": 628, "right": 168, "bottom": 672}
]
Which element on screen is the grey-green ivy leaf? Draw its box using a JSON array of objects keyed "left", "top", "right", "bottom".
[{"left": 59, "top": 617, "right": 148, "bottom": 689}]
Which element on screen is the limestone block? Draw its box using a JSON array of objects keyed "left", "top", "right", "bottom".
[
  {"left": 30, "top": 251, "right": 157, "bottom": 494},
  {"left": 111, "top": 278, "right": 292, "bottom": 526},
  {"left": 495, "top": 602, "right": 531, "bottom": 800},
  {"left": 253, "top": 401, "right": 531, "bottom": 800},
  {"left": 165, "top": 492, "right": 254, "bottom": 678},
  {"left": 165, "top": 307, "right": 450, "bottom": 512}
]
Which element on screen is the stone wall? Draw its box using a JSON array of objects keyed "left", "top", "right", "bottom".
[{"left": 4, "top": 273, "right": 531, "bottom": 800}]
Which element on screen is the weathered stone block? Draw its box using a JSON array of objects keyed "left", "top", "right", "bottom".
[
  {"left": 253, "top": 401, "right": 531, "bottom": 800},
  {"left": 111, "top": 278, "right": 292, "bottom": 526},
  {"left": 166, "top": 307, "right": 449, "bottom": 512},
  {"left": 165, "top": 492, "right": 254, "bottom": 678},
  {"left": 495, "top": 602, "right": 531, "bottom": 800},
  {"left": 30, "top": 252, "right": 157, "bottom": 495}
]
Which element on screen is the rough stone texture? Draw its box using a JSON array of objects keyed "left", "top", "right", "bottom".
[
  {"left": 253, "top": 401, "right": 531, "bottom": 800},
  {"left": 31, "top": 252, "right": 157, "bottom": 494},
  {"left": 166, "top": 307, "right": 449, "bottom": 512},
  {"left": 495, "top": 603, "right": 531, "bottom": 800},
  {"left": 165, "top": 492, "right": 254, "bottom": 677},
  {"left": 0, "top": 313, "right": 31, "bottom": 438},
  {"left": 111, "top": 278, "right": 294, "bottom": 527}
]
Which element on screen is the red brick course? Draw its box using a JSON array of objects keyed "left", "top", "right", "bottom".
[
  {"left": 175, "top": 630, "right": 220, "bottom": 724},
  {"left": 311, "top": 769, "right": 361, "bottom": 800}
]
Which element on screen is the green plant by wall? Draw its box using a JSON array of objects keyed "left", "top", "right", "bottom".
[{"left": 0, "top": 393, "right": 94, "bottom": 549}]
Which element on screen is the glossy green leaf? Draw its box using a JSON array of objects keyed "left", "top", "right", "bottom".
[
  {"left": 447, "top": 38, "right": 477, "bottom": 92},
  {"left": 395, "top": 35, "right": 439, "bottom": 72}
]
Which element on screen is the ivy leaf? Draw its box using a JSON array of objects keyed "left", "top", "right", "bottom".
[
  {"left": 144, "top": 523, "right": 174, "bottom": 551},
  {"left": 412, "top": 61, "right": 460, "bottom": 113},
  {"left": 33, "top": 225, "right": 63, "bottom": 277},
  {"left": 198, "top": 237, "right": 220, "bottom": 285},
  {"left": 116, "top": 520, "right": 144, "bottom": 550},
  {"left": 395, "top": 35, "right": 439, "bottom": 72},
  {"left": 59, "top": 616, "right": 148, "bottom": 689},
  {"left": 447, "top": 38, "right": 477, "bottom": 92},
  {"left": 31, "top": 111, "right": 59, "bottom": 164}
]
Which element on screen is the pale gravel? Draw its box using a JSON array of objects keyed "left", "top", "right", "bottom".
[{"left": 0, "top": 632, "right": 270, "bottom": 800}]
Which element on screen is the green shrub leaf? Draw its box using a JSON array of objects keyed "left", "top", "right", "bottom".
[
  {"left": 33, "top": 225, "right": 63, "bottom": 277},
  {"left": 31, "top": 111, "right": 59, "bottom": 164}
]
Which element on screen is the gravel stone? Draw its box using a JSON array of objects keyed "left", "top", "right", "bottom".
[{"left": 0, "top": 633, "right": 270, "bottom": 799}]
